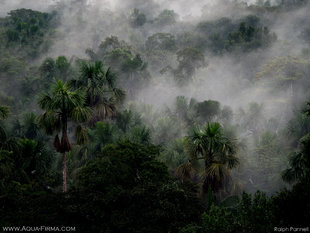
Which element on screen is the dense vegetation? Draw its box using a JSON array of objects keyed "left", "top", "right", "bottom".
[{"left": 0, "top": 0, "right": 310, "bottom": 232}]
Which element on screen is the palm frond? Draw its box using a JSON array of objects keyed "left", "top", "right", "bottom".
[
  {"left": 113, "top": 87, "right": 126, "bottom": 104},
  {"left": 0, "top": 106, "right": 10, "bottom": 120},
  {"left": 205, "top": 163, "right": 228, "bottom": 182},
  {"left": 36, "top": 111, "right": 60, "bottom": 135},
  {"left": 204, "top": 163, "right": 229, "bottom": 192},
  {"left": 226, "top": 154, "right": 239, "bottom": 169},
  {"left": 2, "top": 137, "right": 20, "bottom": 153},
  {"left": 130, "top": 126, "right": 151, "bottom": 145},
  {"left": 175, "top": 161, "right": 194, "bottom": 180},
  {"left": 105, "top": 67, "right": 117, "bottom": 88},
  {"left": 75, "top": 125, "right": 88, "bottom": 145},
  {"left": 282, "top": 152, "right": 305, "bottom": 183},
  {"left": 71, "top": 106, "right": 91, "bottom": 123},
  {"left": 38, "top": 93, "right": 54, "bottom": 111},
  {"left": 0, "top": 125, "right": 7, "bottom": 142},
  {"left": 66, "top": 89, "right": 87, "bottom": 109},
  {"left": 22, "top": 113, "right": 41, "bottom": 139},
  {"left": 282, "top": 168, "right": 299, "bottom": 183}
]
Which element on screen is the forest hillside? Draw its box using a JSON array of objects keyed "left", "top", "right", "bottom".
[{"left": 0, "top": 0, "right": 310, "bottom": 232}]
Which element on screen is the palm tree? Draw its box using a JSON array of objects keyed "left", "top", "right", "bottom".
[
  {"left": 282, "top": 133, "right": 310, "bottom": 183},
  {"left": 71, "top": 61, "right": 125, "bottom": 125},
  {"left": 11, "top": 113, "right": 43, "bottom": 140},
  {"left": 176, "top": 122, "right": 239, "bottom": 194},
  {"left": 174, "top": 96, "right": 196, "bottom": 127},
  {"left": 88, "top": 121, "right": 119, "bottom": 154},
  {"left": 128, "top": 126, "right": 152, "bottom": 145},
  {"left": 282, "top": 152, "right": 305, "bottom": 183},
  {"left": 37, "top": 80, "right": 91, "bottom": 192}
]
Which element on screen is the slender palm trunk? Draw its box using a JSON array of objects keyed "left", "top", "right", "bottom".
[
  {"left": 61, "top": 110, "right": 68, "bottom": 193},
  {"left": 63, "top": 152, "right": 67, "bottom": 192}
]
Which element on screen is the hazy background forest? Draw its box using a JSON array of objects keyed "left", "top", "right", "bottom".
[{"left": 0, "top": 0, "right": 310, "bottom": 232}]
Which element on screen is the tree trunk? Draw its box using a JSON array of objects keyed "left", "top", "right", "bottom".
[
  {"left": 61, "top": 109, "right": 68, "bottom": 193},
  {"left": 63, "top": 152, "right": 67, "bottom": 192}
]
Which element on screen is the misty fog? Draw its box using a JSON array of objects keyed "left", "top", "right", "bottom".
[{"left": 1, "top": 0, "right": 310, "bottom": 197}]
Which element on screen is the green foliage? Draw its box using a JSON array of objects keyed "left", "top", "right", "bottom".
[
  {"left": 173, "top": 96, "right": 197, "bottom": 127},
  {"left": 11, "top": 112, "right": 42, "bottom": 139},
  {"left": 153, "top": 116, "right": 181, "bottom": 145},
  {"left": 127, "top": 125, "right": 152, "bottom": 145},
  {"left": 154, "top": 9, "right": 178, "bottom": 26},
  {"left": 88, "top": 121, "right": 119, "bottom": 152},
  {"left": 116, "top": 109, "right": 142, "bottom": 133},
  {"left": 195, "top": 100, "right": 221, "bottom": 124},
  {"left": 146, "top": 33, "right": 177, "bottom": 53},
  {"left": 1, "top": 9, "right": 57, "bottom": 58},
  {"left": 55, "top": 56, "right": 71, "bottom": 80},
  {"left": 180, "top": 191, "right": 274, "bottom": 233},
  {"left": 174, "top": 47, "right": 205, "bottom": 84},
  {"left": 145, "top": 32, "right": 177, "bottom": 70},
  {"left": 70, "top": 61, "right": 124, "bottom": 124},
  {"left": 273, "top": 178, "right": 310, "bottom": 226},
  {"left": 1, "top": 3, "right": 310, "bottom": 232},
  {"left": 226, "top": 22, "right": 275, "bottom": 52},
  {"left": 0, "top": 53, "right": 26, "bottom": 76},
  {"left": 37, "top": 80, "right": 91, "bottom": 192},
  {"left": 282, "top": 133, "right": 310, "bottom": 183},
  {"left": 0, "top": 136, "right": 55, "bottom": 196},
  {"left": 160, "top": 138, "right": 188, "bottom": 170},
  {"left": 130, "top": 8, "right": 147, "bottom": 27},
  {"left": 98, "top": 36, "right": 131, "bottom": 55},
  {"left": 18, "top": 139, "right": 55, "bottom": 179},
  {"left": 177, "top": 122, "right": 239, "bottom": 195},
  {"left": 194, "top": 15, "right": 276, "bottom": 54},
  {"left": 256, "top": 56, "right": 310, "bottom": 83},
  {"left": 0, "top": 105, "right": 10, "bottom": 119},
  {"left": 37, "top": 80, "right": 91, "bottom": 147},
  {"left": 74, "top": 141, "right": 202, "bottom": 232},
  {"left": 39, "top": 56, "right": 73, "bottom": 88},
  {"left": 39, "top": 57, "right": 56, "bottom": 85},
  {"left": 95, "top": 36, "right": 150, "bottom": 96}
]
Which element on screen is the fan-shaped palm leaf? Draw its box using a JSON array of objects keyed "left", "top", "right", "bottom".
[
  {"left": 37, "top": 80, "right": 90, "bottom": 192},
  {"left": 71, "top": 106, "right": 91, "bottom": 123},
  {"left": 185, "top": 122, "right": 239, "bottom": 194},
  {"left": 75, "top": 124, "right": 88, "bottom": 145},
  {"left": 175, "top": 161, "right": 194, "bottom": 180},
  {"left": 282, "top": 152, "right": 305, "bottom": 183},
  {"left": 36, "top": 111, "right": 60, "bottom": 135}
]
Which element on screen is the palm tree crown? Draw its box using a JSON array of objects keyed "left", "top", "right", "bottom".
[
  {"left": 71, "top": 61, "right": 125, "bottom": 125},
  {"left": 177, "top": 122, "right": 239, "bottom": 194},
  {"left": 37, "top": 80, "right": 91, "bottom": 192}
]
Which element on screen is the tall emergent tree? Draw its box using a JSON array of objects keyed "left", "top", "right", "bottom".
[
  {"left": 282, "top": 103, "right": 310, "bottom": 183},
  {"left": 37, "top": 80, "right": 91, "bottom": 192},
  {"left": 71, "top": 61, "right": 125, "bottom": 125},
  {"left": 177, "top": 122, "right": 239, "bottom": 195}
]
